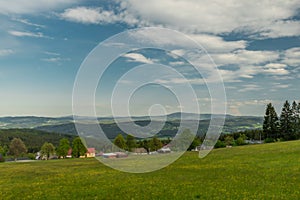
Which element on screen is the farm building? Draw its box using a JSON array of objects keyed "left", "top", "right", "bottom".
[
  {"left": 86, "top": 148, "right": 96, "bottom": 158},
  {"left": 132, "top": 148, "right": 147, "bottom": 154},
  {"left": 103, "top": 153, "right": 117, "bottom": 158},
  {"left": 157, "top": 147, "right": 171, "bottom": 153},
  {"left": 66, "top": 148, "right": 72, "bottom": 158}
]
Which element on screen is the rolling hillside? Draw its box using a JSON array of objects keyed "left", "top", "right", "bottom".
[{"left": 0, "top": 113, "right": 263, "bottom": 140}]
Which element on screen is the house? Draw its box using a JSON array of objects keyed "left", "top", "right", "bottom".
[
  {"left": 103, "top": 153, "right": 117, "bottom": 158},
  {"left": 86, "top": 148, "right": 96, "bottom": 158},
  {"left": 66, "top": 148, "right": 72, "bottom": 158},
  {"left": 115, "top": 152, "right": 128, "bottom": 158},
  {"left": 157, "top": 147, "right": 171, "bottom": 153},
  {"left": 132, "top": 148, "right": 147, "bottom": 154}
]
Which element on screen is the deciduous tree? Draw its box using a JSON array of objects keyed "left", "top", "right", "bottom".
[
  {"left": 9, "top": 138, "right": 27, "bottom": 161},
  {"left": 72, "top": 137, "right": 87, "bottom": 158},
  {"left": 125, "top": 134, "right": 136, "bottom": 152},
  {"left": 56, "top": 138, "right": 70, "bottom": 158},
  {"left": 113, "top": 134, "right": 127, "bottom": 150},
  {"left": 41, "top": 142, "right": 55, "bottom": 160}
]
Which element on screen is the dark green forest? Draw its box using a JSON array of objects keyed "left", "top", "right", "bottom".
[{"left": 0, "top": 129, "right": 75, "bottom": 153}]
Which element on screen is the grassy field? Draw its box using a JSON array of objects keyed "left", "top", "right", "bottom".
[{"left": 0, "top": 141, "right": 300, "bottom": 200}]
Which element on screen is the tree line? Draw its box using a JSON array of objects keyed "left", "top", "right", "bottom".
[
  {"left": 263, "top": 100, "right": 300, "bottom": 141},
  {"left": 113, "top": 130, "right": 203, "bottom": 152},
  {"left": 0, "top": 137, "right": 87, "bottom": 161}
]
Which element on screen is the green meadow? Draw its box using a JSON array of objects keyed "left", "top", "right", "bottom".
[{"left": 1, "top": 140, "right": 300, "bottom": 200}]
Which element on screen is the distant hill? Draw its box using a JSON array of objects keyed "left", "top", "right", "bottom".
[
  {"left": 0, "top": 113, "right": 263, "bottom": 140},
  {"left": 0, "top": 116, "right": 72, "bottom": 129},
  {"left": 0, "top": 113, "right": 233, "bottom": 129},
  {"left": 35, "top": 116, "right": 263, "bottom": 139}
]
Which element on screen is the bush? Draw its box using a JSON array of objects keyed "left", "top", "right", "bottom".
[
  {"left": 214, "top": 140, "right": 226, "bottom": 148},
  {"left": 265, "top": 138, "right": 275, "bottom": 143},
  {"left": 0, "top": 153, "right": 5, "bottom": 162},
  {"left": 236, "top": 134, "right": 247, "bottom": 146},
  {"left": 27, "top": 153, "right": 36, "bottom": 160}
]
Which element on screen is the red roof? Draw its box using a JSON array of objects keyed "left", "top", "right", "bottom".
[
  {"left": 87, "top": 148, "right": 95, "bottom": 154},
  {"left": 67, "top": 148, "right": 72, "bottom": 155}
]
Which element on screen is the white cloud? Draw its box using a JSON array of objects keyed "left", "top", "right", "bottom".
[
  {"left": 8, "top": 30, "right": 51, "bottom": 39},
  {"left": 0, "top": 0, "right": 78, "bottom": 14},
  {"left": 60, "top": 6, "right": 141, "bottom": 25},
  {"left": 188, "top": 34, "right": 247, "bottom": 53},
  {"left": 44, "top": 51, "right": 60, "bottom": 56},
  {"left": 273, "top": 83, "right": 290, "bottom": 89},
  {"left": 42, "top": 57, "right": 70, "bottom": 63},
  {"left": 123, "top": 53, "right": 154, "bottom": 64},
  {"left": 212, "top": 50, "right": 280, "bottom": 66},
  {"left": 259, "top": 20, "right": 300, "bottom": 38},
  {"left": 119, "top": 0, "right": 300, "bottom": 37},
  {"left": 42, "top": 57, "right": 61, "bottom": 62},
  {"left": 0, "top": 49, "right": 14, "bottom": 56},
  {"left": 282, "top": 47, "right": 300, "bottom": 67},
  {"left": 154, "top": 77, "right": 204, "bottom": 85},
  {"left": 60, "top": 7, "right": 119, "bottom": 24},
  {"left": 12, "top": 18, "right": 45, "bottom": 28},
  {"left": 169, "top": 61, "right": 185, "bottom": 66},
  {"left": 263, "top": 63, "right": 289, "bottom": 75}
]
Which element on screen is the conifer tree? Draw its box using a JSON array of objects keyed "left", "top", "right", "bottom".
[
  {"left": 280, "top": 100, "right": 293, "bottom": 140},
  {"left": 263, "top": 103, "right": 279, "bottom": 139}
]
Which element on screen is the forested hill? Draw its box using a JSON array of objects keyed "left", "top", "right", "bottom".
[
  {"left": 35, "top": 116, "right": 263, "bottom": 139},
  {"left": 0, "top": 114, "right": 263, "bottom": 142},
  {"left": 0, "top": 129, "right": 75, "bottom": 153}
]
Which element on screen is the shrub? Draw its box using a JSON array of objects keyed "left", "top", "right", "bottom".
[
  {"left": 214, "top": 140, "right": 226, "bottom": 148},
  {"left": 265, "top": 138, "right": 275, "bottom": 143}
]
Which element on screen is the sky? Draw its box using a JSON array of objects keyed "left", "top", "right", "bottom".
[{"left": 0, "top": 0, "right": 300, "bottom": 117}]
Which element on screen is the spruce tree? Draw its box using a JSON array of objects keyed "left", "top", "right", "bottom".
[
  {"left": 297, "top": 102, "right": 300, "bottom": 138},
  {"left": 263, "top": 103, "right": 279, "bottom": 139},
  {"left": 291, "top": 101, "right": 299, "bottom": 138},
  {"left": 280, "top": 100, "right": 293, "bottom": 140}
]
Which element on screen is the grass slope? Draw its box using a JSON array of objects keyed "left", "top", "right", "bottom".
[{"left": 0, "top": 141, "right": 299, "bottom": 199}]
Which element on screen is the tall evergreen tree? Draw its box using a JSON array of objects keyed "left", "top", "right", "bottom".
[
  {"left": 280, "top": 100, "right": 293, "bottom": 140},
  {"left": 297, "top": 102, "right": 300, "bottom": 138},
  {"left": 263, "top": 103, "right": 279, "bottom": 139},
  {"left": 291, "top": 101, "right": 299, "bottom": 138}
]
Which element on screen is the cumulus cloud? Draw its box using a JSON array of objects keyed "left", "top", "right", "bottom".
[
  {"left": 282, "top": 47, "right": 300, "bottom": 67},
  {"left": 238, "top": 84, "right": 262, "bottom": 92},
  {"left": 211, "top": 50, "right": 280, "bottom": 66},
  {"left": 123, "top": 53, "right": 154, "bottom": 64},
  {"left": 263, "top": 63, "right": 289, "bottom": 75},
  {"left": 0, "top": 0, "right": 78, "bottom": 14},
  {"left": 60, "top": 7, "right": 119, "bottom": 24},
  {"left": 60, "top": 6, "right": 141, "bottom": 25},
  {"left": 188, "top": 34, "right": 247, "bottom": 53},
  {"left": 118, "top": 0, "right": 300, "bottom": 37}
]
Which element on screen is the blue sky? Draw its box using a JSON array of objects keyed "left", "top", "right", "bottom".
[{"left": 0, "top": 0, "right": 300, "bottom": 117}]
